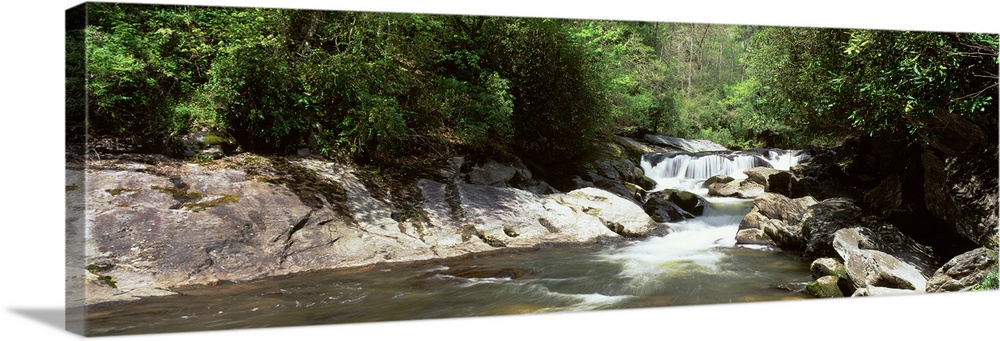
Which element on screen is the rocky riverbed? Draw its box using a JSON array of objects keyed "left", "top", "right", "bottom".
[{"left": 66, "top": 132, "right": 999, "bottom": 307}]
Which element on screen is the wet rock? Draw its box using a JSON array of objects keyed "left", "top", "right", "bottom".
[
  {"left": 649, "top": 189, "right": 710, "bottom": 216},
  {"left": 735, "top": 228, "right": 773, "bottom": 246},
  {"left": 702, "top": 175, "right": 734, "bottom": 189},
  {"left": 799, "top": 198, "right": 867, "bottom": 257},
  {"left": 926, "top": 247, "right": 999, "bottom": 292},
  {"left": 708, "top": 179, "right": 764, "bottom": 199},
  {"left": 833, "top": 228, "right": 932, "bottom": 292},
  {"left": 744, "top": 167, "right": 781, "bottom": 187},
  {"left": 643, "top": 195, "right": 695, "bottom": 223},
  {"left": 559, "top": 187, "right": 667, "bottom": 238},
  {"left": 810, "top": 258, "right": 848, "bottom": 279},
  {"left": 644, "top": 134, "right": 727, "bottom": 153},
  {"left": 736, "top": 193, "right": 816, "bottom": 249}
]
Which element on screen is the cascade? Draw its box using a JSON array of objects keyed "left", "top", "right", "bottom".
[
  {"left": 602, "top": 147, "right": 814, "bottom": 288},
  {"left": 640, "top": 149, "right": 810, "bottom": 192}
]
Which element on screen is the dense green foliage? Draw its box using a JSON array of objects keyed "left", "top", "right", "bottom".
[
  {"left": 73, "top": 3, "right": 998, "bottom": 163},
  {"left": 743, "top": 27, "right": 998, "bottom": 147}
]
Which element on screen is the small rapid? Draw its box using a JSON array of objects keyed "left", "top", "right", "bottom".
[
  {"left": 596, "top": 148, "right": 812, "bottom": 294},
  {"left": 640, "top": 149, "right": 810, "bottom": 192}
]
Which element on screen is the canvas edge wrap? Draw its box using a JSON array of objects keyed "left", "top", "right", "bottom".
[{"left": 65, "top": 2, "right": 88, "bottom": 336}]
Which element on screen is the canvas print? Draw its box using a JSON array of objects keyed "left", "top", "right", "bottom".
[{"left": 65, "top": 1, "right": 999, "bottom": 336}]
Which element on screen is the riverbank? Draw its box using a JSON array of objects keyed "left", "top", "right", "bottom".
[
  {"left": 66, "top": 141, "right": 666, "bottom": 306},
  {"left": 67, "top": 133, "right": 998, "bottom": 309}
]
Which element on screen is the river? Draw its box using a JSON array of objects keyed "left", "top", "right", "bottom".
[{"left": 80, "top": 149, "right": 815, "bottom": 336}]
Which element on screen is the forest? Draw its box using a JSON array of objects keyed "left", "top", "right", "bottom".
[
  {"left": 64, "top": 5, "right": 1000, "bottom": 336},
  {"left": 67, "top": 3, "right": 998, "bottom": 166}
]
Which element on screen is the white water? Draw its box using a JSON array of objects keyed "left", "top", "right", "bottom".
[
  {"left": 599, "top": 199, "right": 754, "bottom": 293},
  {"left": 599, "top": 148, "right": 811, "bottom": 293},
  {"left": 640, "top": 149, "right": 810, "bottom": 192}
]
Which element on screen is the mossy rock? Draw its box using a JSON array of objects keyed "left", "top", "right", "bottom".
[
  {"left": 810, "top": 257, "right": 849, "bottom": 279},
  {"left": 806, "top": 275, "right": 844, "bottom": 298},
  {"left": 703, "top": 175, "right": 735, "bottom": 188},
  {"left": 201, "top": 131, "right": 231, "bottom": 146},
  {"left": 106, "top": 187, "right": 138, "bottom": 196},
  {"left": 150, "top": 185, "right": 239, "bottom": 212}
]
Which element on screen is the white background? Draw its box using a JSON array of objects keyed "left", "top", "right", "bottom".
[{"left": 2, "top": 1, "right": 998, "bottom": 340}]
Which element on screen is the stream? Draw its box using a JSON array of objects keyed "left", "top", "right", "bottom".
[{"left": 81, "top": 149, "right": 815, "bottom": 336}]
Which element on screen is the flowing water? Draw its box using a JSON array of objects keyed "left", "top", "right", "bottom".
[{"left": 81, "top": 149, "right": 815, "bottom": 336}]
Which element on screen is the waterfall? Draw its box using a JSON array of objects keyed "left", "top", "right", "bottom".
[
  {"left": 640, "top": 149, "right": 810, "bottom": 192},
  {"left": 601, "top": 147, "right": 813, "bottom": 288}
]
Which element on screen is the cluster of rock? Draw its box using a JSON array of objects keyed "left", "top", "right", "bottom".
[
  {"left": 65, "top": 122, "right": 997, "bottom": 306},
  {"left": 723, "top": 114, "right": 998, "bottom": 297}
]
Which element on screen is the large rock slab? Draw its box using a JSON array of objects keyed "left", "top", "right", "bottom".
[
  {"left": 557, "top": 187, "right": 667, "bottom": 237},
  {"left": 72, "top": 155, "right": 665, "bottom": 306},
  {"left": 78, "top": 160, "right": 360, "bottom": 305}
]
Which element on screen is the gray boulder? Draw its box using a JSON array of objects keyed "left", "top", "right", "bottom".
[
  {"left": 926, "top": 247, "right": 998, "bottom": 292},
  {"left": 805, "top": 275, "right": 845, "bottom": 298},
  {"left": 708, "top": 179, "right": 765, "bottom": 199},
  {"left": 833, "top": 228, "right": 932, "bottom": 292},
  {"left": 643, "top": 195, "right": 695, "bottom": 223},
  {"left": 644, "top": 134, "right": 727, "bottom": 153},
  {"left": 798, "top": 198, "right": 867, "bottom": 256},
  {"left": 735, "top": 228, "right": 773, "bottom": 246},
  {"left": 744, "top": 167, "right": 781, "bottom": 187},
  {"left": 702, "top": 175, "right": 735, "bottom": 189},
  {"left": 736, "top": 193, "right": 816, "bottom": 249},
  {"left": 557, "top": 187, "right": 667, "bottom": 238},
  {"left": 649, "top": 189, "right": 710, "bottom": 216},
  {"left": 810, "top": 258, "right": 848, "bottom": 279},
  {"left": 800, "top": 198, "right": 938, "bottom": 272},
  {"left": 466, "top": 160, "right": 525, "bottom": 187}
]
